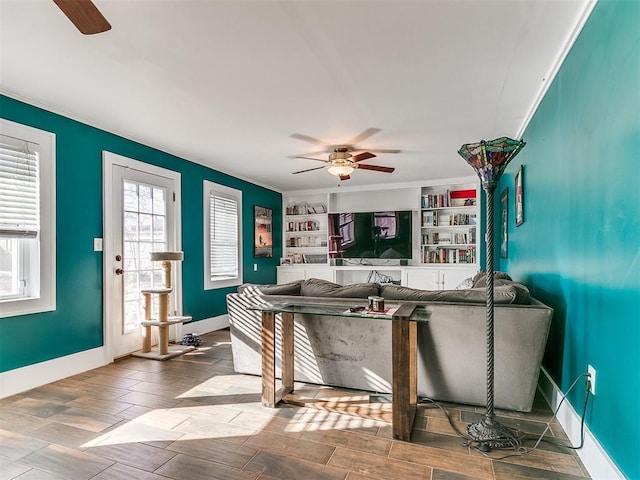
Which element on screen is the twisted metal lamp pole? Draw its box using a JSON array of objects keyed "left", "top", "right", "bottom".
[{"left": 457, "top": 137, "right": 525, "bottom": 450}]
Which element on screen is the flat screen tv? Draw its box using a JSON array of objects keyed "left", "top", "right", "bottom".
[{"left": 328, "top": 211, "right": 413, "bottom": 259}]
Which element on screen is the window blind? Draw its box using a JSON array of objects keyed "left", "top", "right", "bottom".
[
  {"left": 209, "top": 192, "right": 238, "bottom": 279},
  {"left": 0, "top": 135, "right": 40, "bottom": 238}
]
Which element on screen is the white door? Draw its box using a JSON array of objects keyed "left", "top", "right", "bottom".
[{"left": 103, "top": 153, "right": 181, "bottom": 359}]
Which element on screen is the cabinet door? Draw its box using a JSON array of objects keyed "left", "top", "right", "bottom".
[
  {"left": 405, "top": 268, "right": 441, "bottom": 290},
  {"left": 305, "top": 267, "right": 334, "bottom": 282},
  {"left": 440, "top": 267, "right": 477, "bottom": 290},
  {"left": 277, "top": 266, "right": 306, "bottom": 284}
]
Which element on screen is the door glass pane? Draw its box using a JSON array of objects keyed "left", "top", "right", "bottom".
[
  {"left": 124, "top": 212, "right": 138, "bottom": 241},
  {"left": 139, "top": 185, "right": 153, "bottom": 213},
  {"left": 153, "top": 188, "right": 165, "bottom": 214},
  {"left": 123, "top": 182, "right": 138, "bottom": 211},
  {"left": 124, "top": 272, "right": 139, "bottom": 301},
  {"left": 122, "top": 181, "right": 168, "bottom": 332},
  {"left": 139, "top": 214, "right": 152, "bottom": 241},
  {"left": 153, "top": 216, "right": 165, "bottom": 242}
]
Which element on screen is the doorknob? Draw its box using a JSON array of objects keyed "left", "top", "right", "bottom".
[{"left": 115, "top": 268, "right": 124, "bottom": 275}]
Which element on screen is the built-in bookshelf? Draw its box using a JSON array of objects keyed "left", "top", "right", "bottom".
[
  {"left": 283, "top": 194, "right": 329, "bottom": 264},
  {"left": 420, "top": 183, "right": 479, "bottom": 265}
]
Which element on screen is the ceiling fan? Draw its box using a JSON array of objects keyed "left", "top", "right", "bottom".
[
  {"left": 290, "top": 128, "right": 400, "bottom": 181},
  {"left": 52, "top": 0, "right": 111, "bottom": 35}
]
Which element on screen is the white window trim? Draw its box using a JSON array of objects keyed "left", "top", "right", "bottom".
[
  {"left": 203, "top": 180, "right": 242, "bottom": 290},
  {"left": 0, "top": 119, "right": 56, "bottom": 318}
]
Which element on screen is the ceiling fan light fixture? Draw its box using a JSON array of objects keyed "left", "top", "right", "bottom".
[{"left": 327, "top": 165, "right": 355, "bottom": 177}]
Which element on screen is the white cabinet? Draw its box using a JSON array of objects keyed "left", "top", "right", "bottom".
[
  {"left": 405, "top": 266, "right": 477, "bottom": 290},
  {"left": 277, "top": 265, "right": 334, "bottom": 284}
]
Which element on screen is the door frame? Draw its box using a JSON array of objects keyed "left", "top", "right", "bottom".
[{"left": 102, "top": 151, "right": 183, "bottom": 362}]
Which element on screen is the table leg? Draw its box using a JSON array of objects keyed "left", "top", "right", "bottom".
[
  {"left": 261, "top": 311, "right": 276, "bottom": 407},
  {"left": 281, "top": 312, "right": 295, "bottom": 396},
  {"left": 392, "top": 309, "right": 418, "bottom": 441}
]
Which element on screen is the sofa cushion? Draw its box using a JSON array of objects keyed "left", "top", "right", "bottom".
[
  {"left": 301, "top": 278, "right": 380, "bottom": 298},
  {"left": 238, "top": 280, "right": 303, "bottom": 295},
  {"left": 471, "top": 277, "right": 530, "bottom": 304},
  {"left": 379, "top": 284, "right": 520, "bottom": 304},
  {"left": 471, "top": 270, "right": 513, "bottom": 287}
]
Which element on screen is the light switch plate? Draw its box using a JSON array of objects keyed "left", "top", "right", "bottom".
[{"left": 94, "top": 238, "right": 103, "bottom": 252}]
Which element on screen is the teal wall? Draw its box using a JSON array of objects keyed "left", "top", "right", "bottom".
[
  {"left": 0, "top": 95, "right": 281, "bottom": 372},
  {"left": 497, "top": 1, "right": 640, "bottom": 478}
]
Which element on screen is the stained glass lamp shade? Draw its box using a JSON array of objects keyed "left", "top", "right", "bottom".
[
  {"left": 457, "top": 136, "right": 525, "bottom": 451},
  {"left": 458, "top": 137, "right": 525, "bottom": 190}
]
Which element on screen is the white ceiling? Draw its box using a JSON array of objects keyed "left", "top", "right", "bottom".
[{"left": 1, "top": 0, "right": 591, "bottom": 193}]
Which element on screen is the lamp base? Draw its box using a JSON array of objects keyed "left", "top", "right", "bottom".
[{"left": 466, "top": 416, "right": 523, "bottom": 451}]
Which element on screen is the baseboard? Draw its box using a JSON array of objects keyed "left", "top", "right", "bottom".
[
  {"left": 0, "top": 314, "right": 229, "bottom": 400},
  {"left": 0, "top": 346, "right": 107, "bottom": 399},
  {"left": 538, "top": 367, "right": 624, "bottom": 480},
  {"left": 181, "top": 314, "right": 229, "bottom": 335}
]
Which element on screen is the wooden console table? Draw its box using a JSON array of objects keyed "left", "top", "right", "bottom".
[{"left": 248, "top": 302, "right": 425, "bottom": 442}]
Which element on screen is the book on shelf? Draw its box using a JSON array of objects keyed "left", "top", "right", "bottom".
[
  {"left": 303, "top": 254, "right": 328, "bottom": 264},
  {"left": 311, "top": 203, "right": 327, "bottom": 213},
  {"left": 421, "top": 246, "right": 476, "bottom": 264},
  {"left": 421, "top": 210, "right": 434, "bottom": 226},
  {"left": 422, "top": 189, "right": 477, "bottom": 209},
  {"left": 286, "top": 202, "right": 327, "bottom": 215},
  {"left": 287, "top": 235, "right": 327, "bottom": 247}
]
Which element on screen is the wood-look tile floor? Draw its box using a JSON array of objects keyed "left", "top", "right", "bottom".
[{"left": 0, "top": 330, "right": 591, "bottom": 480}]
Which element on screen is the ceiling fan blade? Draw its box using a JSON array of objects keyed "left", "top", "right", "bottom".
[
  {"left": 53, "top": 0, "right": 111, "bottom": 35},
  {"left": 351, "top": 152, "right": 376, "bottom": 162},
  {"left": 356, "top": 164, "right": 395, "bottom": 173},
  {"left": 348, "top": 128, "right": 381, "bottom": 146},
  {"left": 292, "top": 166, "right": 327, "bottom": 174},
  {"left": 295, "top": 156, "right": 329, "bottom": 163},
  {"left": 290, "top": 133, "right": 327, "bottom": 146},
  {"left": 287, "top": 150, "right": 327, "bottom": 159},
  {"left": 352, "top": 148, "right": 402, "bottom": 154},
  {"left": 339, "top": 175, "right": 351, "bottom": 181}
]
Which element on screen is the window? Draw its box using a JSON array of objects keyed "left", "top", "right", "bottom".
[
  {"left": 203, "top": 180, "right": 242, "bottom": 289},
  {"left": 0, "top": 119, "right": 56, "bottom": 317},
  {"left": 337, "top": 213, "right": 355, "bottom": 246},
  {"left": 373, "top": 211, "right": 398, "bottom": 239}
]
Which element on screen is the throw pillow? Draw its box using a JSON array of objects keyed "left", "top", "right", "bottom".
[{"left": 455, "top": 277, "right": 475, "bottom": 290}]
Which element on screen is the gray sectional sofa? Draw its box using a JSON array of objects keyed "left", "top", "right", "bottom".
[{"left": 226, "top": 274, "right": 553, "bottom": 412}]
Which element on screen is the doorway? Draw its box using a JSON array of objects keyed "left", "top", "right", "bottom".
[{"left": 103, "top": 152, "right": 182, "bottom": 360}]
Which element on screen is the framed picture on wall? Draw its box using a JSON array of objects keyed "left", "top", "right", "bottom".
[
  {"left": 515, "top": 165, "right": 524, "bottom": 226},
  {"left": 254, "top": 205, "right": 273, "bottom": 258},
  {"left": 500, "top": 188, "right": 508, "bottom": 258}
]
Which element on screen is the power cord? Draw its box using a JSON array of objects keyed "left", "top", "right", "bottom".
[
  {"left": 365, "top": 270, "right": 397, "bottom": 284},
  {"left": 417, "top": 371, "right": 592, "bottom": 459},
  {"left": 533, "top": 372, "right": 591, "bottom": 451}
]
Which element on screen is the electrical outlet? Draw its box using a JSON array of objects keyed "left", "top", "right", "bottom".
[{"left": 588, "top": 365, "right": 596, "bottom": 395}]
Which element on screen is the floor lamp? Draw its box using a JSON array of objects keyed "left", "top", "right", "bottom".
[{"left": 457, "top": 137, "right": 525, "bottom": 450}]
